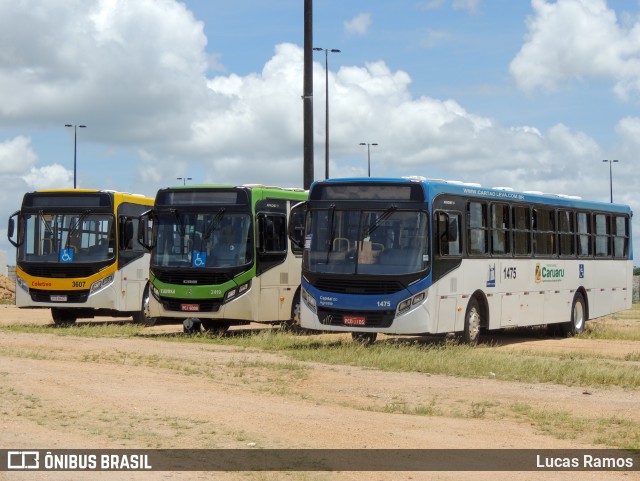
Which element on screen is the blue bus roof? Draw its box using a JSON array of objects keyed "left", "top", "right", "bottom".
[{"left": 312, "top": 177, "right": 631, "bottom": 214}]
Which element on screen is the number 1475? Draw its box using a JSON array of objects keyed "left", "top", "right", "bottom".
[{"left": 503, "top": 267, "right": 516, "bottom": 279}]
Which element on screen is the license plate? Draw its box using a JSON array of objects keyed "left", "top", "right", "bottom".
[
  {"left": 50, "top": 295, "right": 67, "bottom": 302},
  {"left": 344, "top": 316, "right": 366, "bottom": 326},
  {"left": 181, "top": 304, "right": 200, "bottom": 312}
]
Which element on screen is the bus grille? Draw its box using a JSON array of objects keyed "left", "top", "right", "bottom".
[
  {"left": 153, "top": 270, "right": 231, "bottom": 286},
  {"left": 317, "top": 308, "right": 395, "bottom": 328},
  {"left": 160, "top": 298, "right": 223, "bottom": 313},
  {"left": 29, "top": 289, "right": 90, "bottom": 303},
  {"left": 19, "top": 265, "right": 101, "bottom": 279},
  {"left": 313, "top": 278, "right": 405, "bottom": 295}
]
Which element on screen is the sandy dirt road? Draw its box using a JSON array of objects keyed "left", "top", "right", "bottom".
[{"left": 0, "top": 305, "right": 638, "bottom": 481}]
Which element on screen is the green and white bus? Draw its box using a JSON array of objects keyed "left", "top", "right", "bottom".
[{"left": 139, "top": 184, "right": 307, "bottom": 332}]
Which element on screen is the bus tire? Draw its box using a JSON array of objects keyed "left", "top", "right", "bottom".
[
  {"left": 183, "top": 317, "right": 202, "bottom": 334},
  {"left": 459, "top": 298, "right": 481, "bottom": 346},
  {"left": 561, "top": 292, "right": 586, "bottom": 337},
  {"left": 351, "top": 332, "right": 377, "bottom": 345},
  {"left": 281, "top": 291, "right": 306, "bottom": 333},
  {"left": 133, "top": 286, "right": 156, "bottom": 326},
  {"left": 201, "top": 319, "right": 230, "bottom": 335},
  {"left": 51, "top": 308, "right": 77, "bottom": 326}
]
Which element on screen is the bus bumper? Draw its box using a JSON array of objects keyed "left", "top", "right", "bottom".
[{"left": 299, "top": 295, "right": 437, "bottom": 335}]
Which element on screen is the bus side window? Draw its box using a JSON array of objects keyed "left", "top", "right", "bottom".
[
  {"left": 577, "top": 211, "right": 592, "bottom": 257},
  {"left": 120, "top": 218, "right": 134, "bottom": 250},
  {"left": 490, "top": 204, "right": 510, "bottom": 255},
  {"left": 467, "top": 201, "right": 488, "bottom": 256},
  {"left": 258, "top": 213, "right": 287, "bottom": 255},
  {"left": 436, "top": 212, "right": 461, "bottom": 256},
  {"left": 613, "top": 215, "right": 629, "bottom": 258}
]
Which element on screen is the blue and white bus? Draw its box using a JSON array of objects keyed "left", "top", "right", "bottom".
[{"left": 290, "top": 177, "right": 633, "bottom": 344}]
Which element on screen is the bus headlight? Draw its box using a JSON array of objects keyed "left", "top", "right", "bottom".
[
  {"left": 396, "top": 290, "right": 428, "bottom": 316},
  {"left": 301, "top": 287, "right": 317, "bottom": 313},
  {"left": 225, "top": 280, "right": 251, "bottom": 302},
  {"left": 16, "top": 275, "right": 29, "bottom": 293},
  {"left": 90, "top": 274, "right": 114, "bottom": 295}
]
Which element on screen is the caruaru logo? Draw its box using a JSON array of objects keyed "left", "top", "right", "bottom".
[{"left": 535, "top": 263, "right": 565, "bottom": 283}]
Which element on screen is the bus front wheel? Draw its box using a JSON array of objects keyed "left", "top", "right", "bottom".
[
  {"left": 561, "top": 292, "right": 586, "bottom": 337},
  {"left": 351, "top": 332, "right": 377, "bottom": 345},
  {"left": 458, "top": 298, "right": 481, "bottom": 346},
  {"left": 201, "top": 319, "right": 230, "bottom": 335},
  {"left": 51, "top": 308, "right": 77, "bottom": 326}
]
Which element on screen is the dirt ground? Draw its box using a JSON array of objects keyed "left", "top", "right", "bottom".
[
  {"left": 0, "top": 301, "right": 639, "bottom": 481},
  {"left": 0, "top": 275, "right": 15, "bottom": 301}
]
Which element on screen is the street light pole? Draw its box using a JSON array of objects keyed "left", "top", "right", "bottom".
[
  {"left": 602, "top": 159, "right": 619, "bottom": 203},
  {"left": 177, "top": 177, "right": 192, "bottom": 186},
  {"left": 359, "top": 142, "right": 378, "bottom": 177},
  {"left": 313, "top": 47, "right": 340, "bottom": 179},
  {"left": 64, "top": 124, "right": 87, "bottom": 189}
]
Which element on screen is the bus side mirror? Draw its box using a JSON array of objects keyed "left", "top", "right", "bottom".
[
  {"left": 137, "top": 210, "right": 156, "bottom": 251},
  {"left": 288, "top": 201, "right": 307, "bottom": 252},
  {"left": 7, "top": 211, "right": 21, "bottom": 248}
]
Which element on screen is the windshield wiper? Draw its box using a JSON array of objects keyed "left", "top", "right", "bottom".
[
  {"left": 65, "top": 210, "right": 92, "bottom": 249},
  {"left": 38, "top": 210, "right": 54, "bottom": 237},
  {"left": 325, "top": 204, "right": 336, "bottom": 264},
  {"left": 170, "top": 208, "right": 186, "bottom": 237},
  {"left": 202, "top": 208, "right": 226, "bottom": 242},
  {"left": 362, "top": 206, "right": 397, "bottom": 240}
]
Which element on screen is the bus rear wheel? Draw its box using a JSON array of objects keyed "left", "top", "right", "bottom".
[
  {"left": 51, "top": 308, "right": 77, "bottom": 326},
  {"left": 133, "top": 286, "right": 156, "bottom": 326},
  {"left": 458, "top": 298, "right": 481, "bottom": 346},
  {"left": 281, "top": 292, "right": 306, "bottom": 333},
  {"left": 561, "top": 292, "right": 586, "bottom": 337}
]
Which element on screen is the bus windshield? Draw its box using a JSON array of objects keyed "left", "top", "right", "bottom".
[
  {"left": 305, "top": 208, "right": 429, "bottom": 275},
  {"left": 19, "top": 212, "right": 115, "bottom": 263},
  {"left": 153, "top": 210, "right": 252, "bottom": 268}
]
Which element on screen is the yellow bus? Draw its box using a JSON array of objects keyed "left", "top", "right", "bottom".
[{"left": 8, "top": 189, "right": 154, "bottom": 325}]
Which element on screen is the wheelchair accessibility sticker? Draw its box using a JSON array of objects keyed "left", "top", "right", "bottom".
[
  {"left": 60, "top": 248, "right": 74, "bottom": 263},
  {"left": 192, "top": 251, "right": 207, "bottom": 268}
]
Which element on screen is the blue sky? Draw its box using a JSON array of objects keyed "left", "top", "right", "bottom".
[{"left": 1, "top": 0, "right": 639, "bottom": 264}]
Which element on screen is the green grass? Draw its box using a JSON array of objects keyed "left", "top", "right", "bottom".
[
  {"left": 2, "top": 322, "right": 640, "bottom": 389},
  {"left": 510, "top": 402, "right": 640, "bottom": 449},
  {"left": 1, "top": 322, "right": 145, "bottom": 337},
  {"left": 1, "top": 306, "right": 639, "bottom": 391}
]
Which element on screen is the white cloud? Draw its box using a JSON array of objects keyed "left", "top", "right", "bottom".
[
  {"left": 0, "top": 0, "right": 211, "bottom": 137},
  {"left": 452, "top": 0, "right": 480, "bottom": 14},
  {"left": 344, "top": 13, "right": 372, "bottom": 37},
  {"left": 510, "top": 0, "right": 640, "bottom": 100},
  {"left": 0, "top": 136, "right": 38, "bottom": 174},
  {"left": 22, "top": 164, "right": 73, "bottom": 190},
  {"left": 421, "top": 29, "right": 451, "bottom": 49}
]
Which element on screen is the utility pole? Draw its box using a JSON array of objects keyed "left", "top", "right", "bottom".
[{"left": 303, "top": 0, "right": 314, "bottom": 190}]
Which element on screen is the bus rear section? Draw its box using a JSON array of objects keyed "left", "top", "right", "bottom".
[
  {"left": 8, "top": 189, "right": 154, "bottom": 325},
  {"left": 294, "top": 177, "right": 633, "bottom": 344},
  {"left": 139, "top": 185, "right": 307, "bottom": 333}
]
